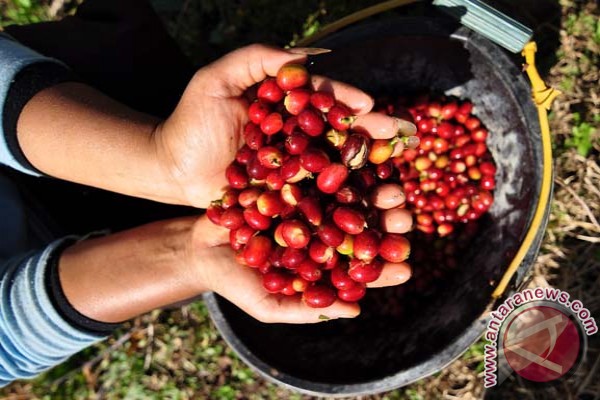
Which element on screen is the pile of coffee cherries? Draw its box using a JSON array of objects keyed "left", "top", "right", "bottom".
[
  {"left": 207, "top": 64, "right": 417, "bottom": 308},
  {"left": 382, "top": 95, "right": 496, "bottom": 236}
]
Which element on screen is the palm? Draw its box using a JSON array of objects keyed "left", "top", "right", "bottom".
[
  {"left": 160, "top": 94, "right": 248, "bottom": 208},
  {"left": 196, "top": 242, "right": 361, "bottom": 324}
]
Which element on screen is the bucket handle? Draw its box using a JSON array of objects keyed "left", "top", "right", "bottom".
[
  {"left": 295, "top": 0, "right": 532, "bottom": 54},
  {"left": 492, "top": 43, "right": 559, "bottom": 298}
]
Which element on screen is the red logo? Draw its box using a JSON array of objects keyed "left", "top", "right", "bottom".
[{"left": 502, "top": 305, "right": 581, "bottom": 382}]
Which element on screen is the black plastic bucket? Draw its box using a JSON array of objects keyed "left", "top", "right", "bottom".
[{"left": 204, "top": 16, "right": 551, "bottom": 396}]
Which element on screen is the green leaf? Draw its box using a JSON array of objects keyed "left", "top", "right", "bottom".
[
  {"left": 213, "top": 385, "right": 237, "bottom": 400},
  {"left": 559, "top": 76, "right": 575, "bottom": 92},
  {"left": 405, "top": 388, "right": 424, "bottom": 400},
  {"left": 565, "top": 121, "right": 595, "bottom": 157},
  {"left": 15, "top": 0, "right": 32, "bottom": 9},
  {"left": 318, "top": 314, "right": 330, "bottom": 320},
  {"left": 564, "top": 14, "right": 576, "bottom": 33}
]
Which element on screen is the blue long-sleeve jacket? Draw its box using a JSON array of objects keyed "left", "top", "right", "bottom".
[{"left": 0, "top": 32, "right": 112, "bottom": 387}]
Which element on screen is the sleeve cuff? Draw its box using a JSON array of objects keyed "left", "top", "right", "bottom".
[
  {"left": 44, "top": 239, "right": 122, "bottom": 336},
  {"left": 2, "top": 62, "right": 77, "bottom": 176},
  {"left": 0, "top": 35, "right": 76, "bottom": 176}
]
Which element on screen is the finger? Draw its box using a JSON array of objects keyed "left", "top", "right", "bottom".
[
  {"left": 391, "top": 140, "right": 404, "bottom": 157},
  {"left": 371, "top": 183, "right": 406, "bottom": 210},
  {"left": 352, "top": 113, "right": 417, "bottom": 139},
  {"left": 205, "top": 252, "right": 361, "bottom": 324},
  {"left": 379, "top": 208, "right": 413, "bottom": 234},
  {"left": 367, "top": 262, "right": 412, "bottom": 288},
  {"left": 287, "top": 47, "right": 332, "bottom": 55},
  {"left": 396, "top": 118, "right": 418, "bottom": 136},
  {"left": 310, "top": 75, "right": 373, "bottom": 115},
  {"left": 198, "top": 44, "right": 307, "bottom": 97},
  {"left": 258, "top": 296, "right": 361, "bottom": 324},
  {"left": 405, "top": 135, "right": 421, "bottom": 148}
]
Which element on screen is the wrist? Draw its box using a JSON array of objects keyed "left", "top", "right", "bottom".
[{"left": 150, "top": 120, "right": 190, "bottom": 206}]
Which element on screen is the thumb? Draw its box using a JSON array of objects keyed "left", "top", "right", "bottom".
[{"left": 196, "top": 44, "right": 307, "bottom": 97}]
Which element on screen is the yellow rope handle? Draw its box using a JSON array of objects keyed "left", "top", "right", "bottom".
[{"left": 491, "top": 42, "right": 560, "bottom": 298}]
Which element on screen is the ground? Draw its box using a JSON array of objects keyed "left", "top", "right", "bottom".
[{"left": 0, "top": 0, "right": 598, "bottom": 399}]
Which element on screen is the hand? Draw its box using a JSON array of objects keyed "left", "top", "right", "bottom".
[
  {"left": 153, "top": 44, "right": 416, "bottom": 208},
  {"left": 191, "top": 214, "right": 412, "bottom": 324},
  {"left": 58, "top": 198, "right": 412, "bottom": 325},
  {"left": 15, "top": 45, "right": 415, "bottom": 207}
]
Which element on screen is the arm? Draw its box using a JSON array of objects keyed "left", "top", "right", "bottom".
[
  {"left": 1, "top": 42, "right": 415, "bottom": 328},
  {"left": 1, "top": 208, "right": 413, "bottom": 386},
  {"left": 56, "top": 215, "right": 363, "bottom": 325},
  {"left": 0, "top": 33, "right": 181, "bottom": 203},
  {"left": 57, "top": 216, "right": 202, "bottom": 323},
  {"left": 15, "top": 83, "right": 178, "bottom": 204},
  {"left": 0, "top": 219, "right": 202, "bottom": 387},
  {"left": 5, "top": 42, "right": 415, "bottom": 208},
  {"left": 0, "top": 215, "right": 363, "bottom": 388},
  {"left": 58, "top": 214, "right": 412, "bottom": 326},
  {"left": 0, "top": 42, "right": 416, "bottom": 387}
]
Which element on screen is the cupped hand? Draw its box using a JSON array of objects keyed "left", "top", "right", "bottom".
[
  {"left": 153, "top": 44, "right": 416, "bottom": 209},
  {"left": 190, "top": 213, "right": 412, "bottom": 324}
]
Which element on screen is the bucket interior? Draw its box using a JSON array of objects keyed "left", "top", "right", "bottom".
[{"left": 208, "top": 17, "right": 543, "bottom": 391}]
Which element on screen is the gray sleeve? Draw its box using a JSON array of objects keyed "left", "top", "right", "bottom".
[{"left": 0, "top": 239, "right": 107, "bottom": 387}]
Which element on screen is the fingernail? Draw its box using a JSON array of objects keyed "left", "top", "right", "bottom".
[
  {"left": 405, "top": 135, "right": 420, "bottom": 149},
  {"left": 395, "top": 118, "right": 417, "bottom": 136},
  {"left": 287, "top": 47, "right": 332, "bottom": 55}
]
